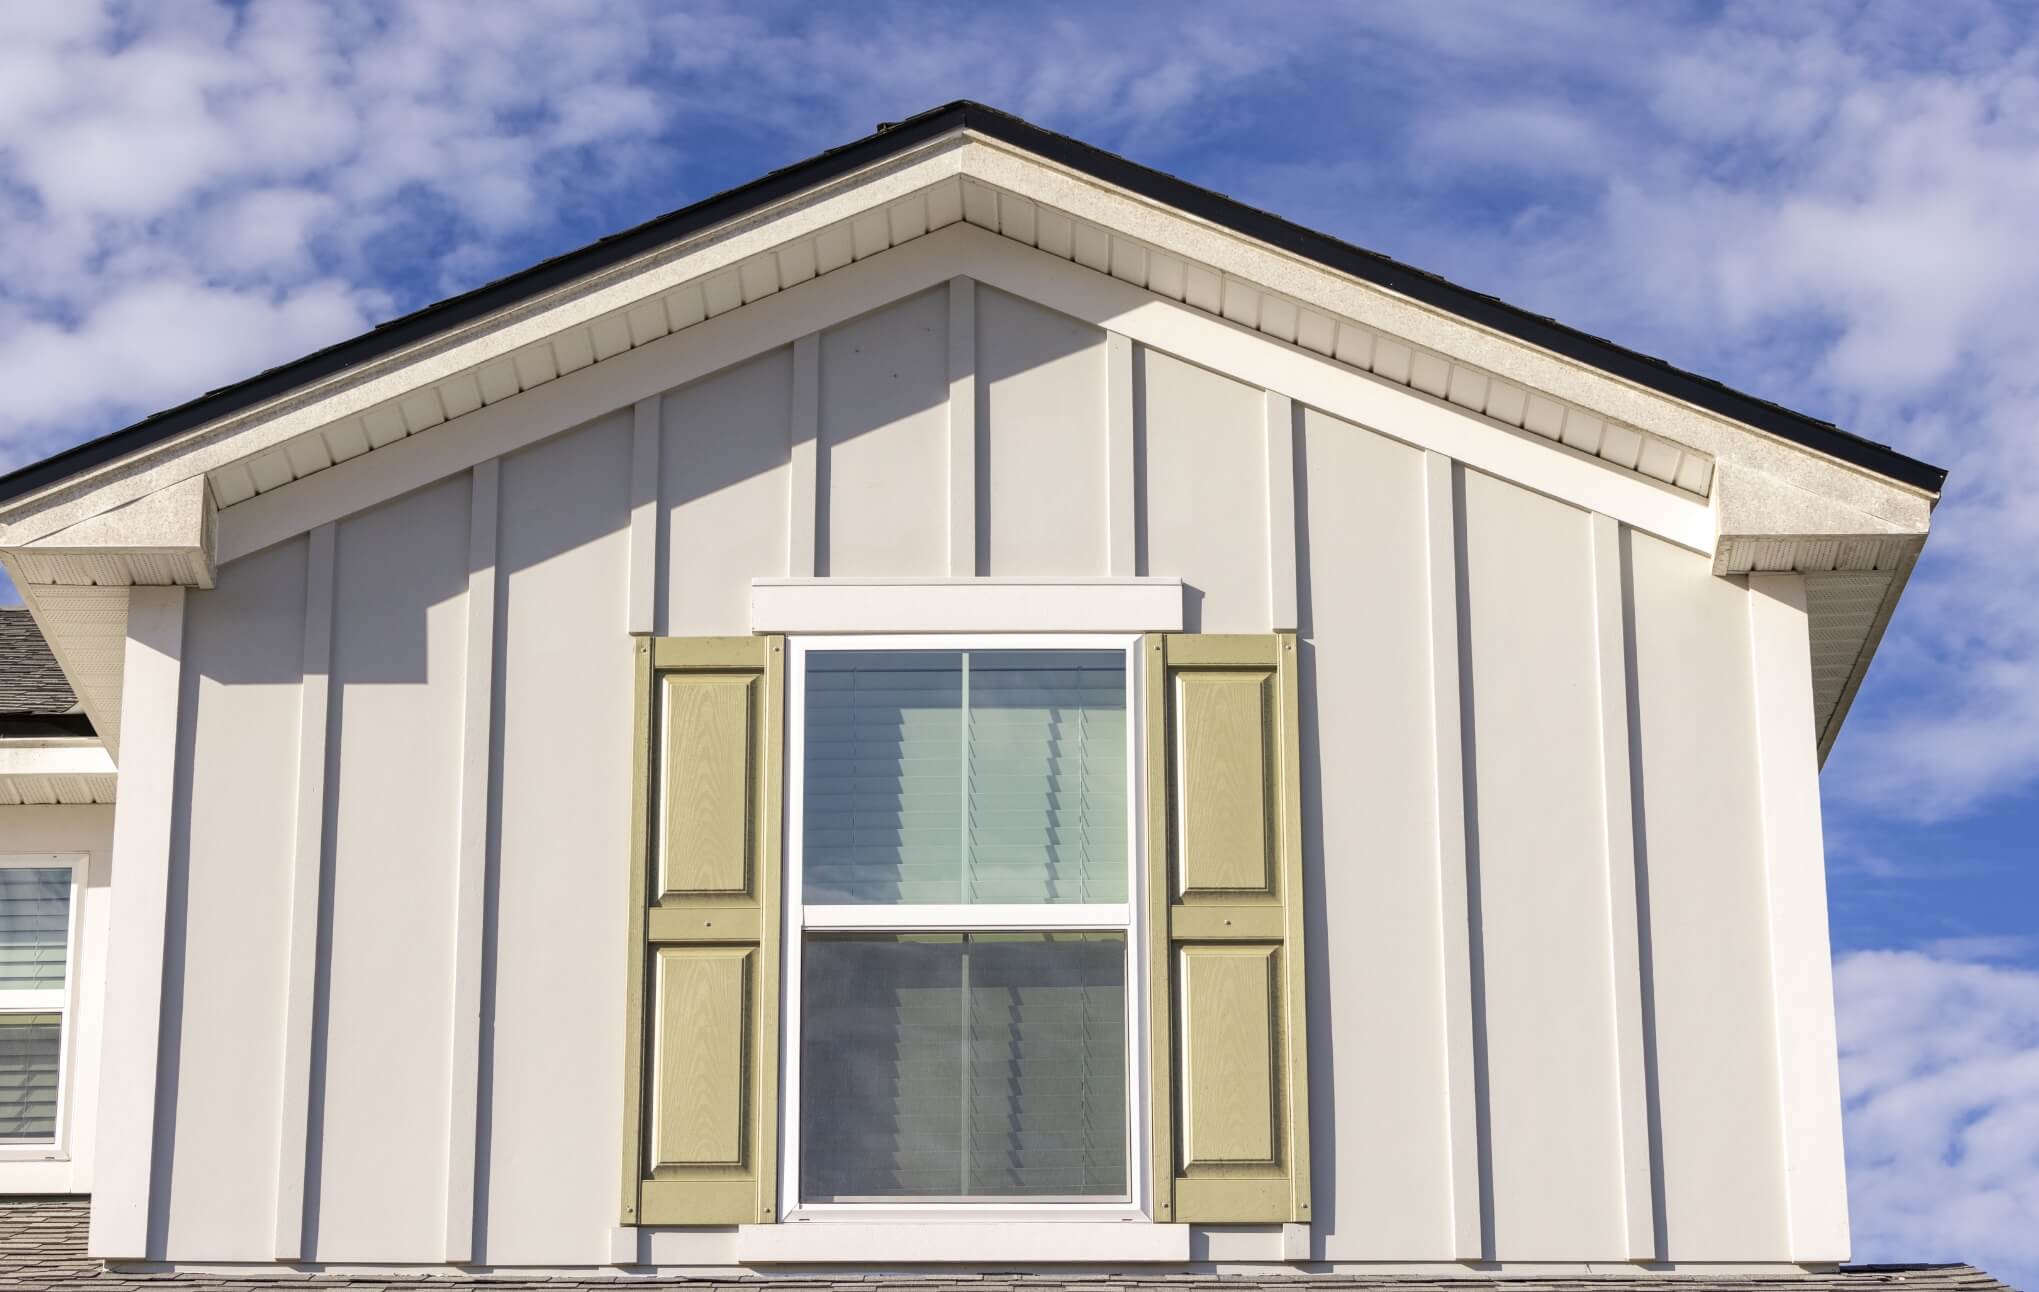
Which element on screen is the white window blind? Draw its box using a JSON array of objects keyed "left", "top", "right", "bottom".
[
  {"left": 0, "top": 867, "right": 69, "bottom": 992},
  {"left": 0, "top": 1016, "right": 60, "bottom": 1143},
  {"left": 803, "top": 650, "right": 1127, "bottom": 905},
  {"left": 800, "top": 933, "right": 1127, "bottom": 1201},
  {"left": 788, "top": 639, "right": 1139, "bottom": 1211},
  {"left": 0, "top": 861, "right": 74, "bottom": 1146}
]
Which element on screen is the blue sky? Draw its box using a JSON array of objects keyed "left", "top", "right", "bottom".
[{"left": 1, "top": 2, "right": 2034, "bottom": 1280}]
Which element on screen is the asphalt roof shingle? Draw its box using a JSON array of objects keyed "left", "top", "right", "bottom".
[
  {"left": 0, "top": 1198, "right": 2018, "bottom": 1291},
  {"left": 0, "top": 607, "right": 79, "bottom": 717}
]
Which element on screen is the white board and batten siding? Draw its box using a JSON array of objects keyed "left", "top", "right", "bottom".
[{"left": 102, "top": 273, "right": 1846, "bottom": 1268}]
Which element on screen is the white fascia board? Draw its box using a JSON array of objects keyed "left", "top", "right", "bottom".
[
  {"left": 23, "top": 474, "right": 211, "bottom": 553},
  {"left": 218, "top": 226, "right": 1715, "bottom": 564},
  {"left": 0, "top": 133, "right": 978, "bottom": 547},
  {"left": 753, "top": 577, "right": 1184, "bottom": 634},
  {"left": 959, "top": 136, "right": 1935, "bottom": 529},
  {"left": 10, "top": 475, "right": 216, "bottom": 590},
  {"left": 0, "top": 743, "right": 114, "bottom": 777},
  {"left": 6, "top": 133, "right": 1930, "bottom": 560},
  {"left": 1713, "top": 461, "right": 1924, "bottom": 574}
]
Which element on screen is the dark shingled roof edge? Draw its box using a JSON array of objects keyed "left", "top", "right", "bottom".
[
  {"left": 0, "top": 101, "right": 1947, "bottom": 506},
  {"left": 0, "top": 606, "right": 82, "bottom": 719}
]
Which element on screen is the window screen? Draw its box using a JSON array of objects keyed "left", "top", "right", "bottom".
[
  {"left": 803, "top": 650, "right": 1127, "bottom": 905},
  {"left": 0, "top": 868, "right": 70, "bottom": 992},
  {"left": 791, "top": 643, "right": 1135, "bottom": 1207},
  {"left": 0, "top": 862, "right": 73, "bottom": 1146},
  {"left": 801, "top": 933, "right": 1127, "bottom": 1201},
  {"left": 0, "top": 1015, "right": 60, "bottom": 1143}
]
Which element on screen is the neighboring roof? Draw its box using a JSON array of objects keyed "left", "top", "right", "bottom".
[
  {"left": 0, "top": 101, "right": 1945, "bottom": 507},
  {"left": 0, "top": 607, "right": 84, "bottom": 721},
  {"left": 0, "top": 1199, "right": 2020, "bottom": 1289}
]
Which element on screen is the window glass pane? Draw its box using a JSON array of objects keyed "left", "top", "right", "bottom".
[
  {"left": 805, "top": 651, "right": 964, "bottom": 904},
  {"left": 0, "top": 1015, "right": 60, "bottom": 1142},
  {"left": 803, "top": 650, "right": 1126, "bottom": 904},
  {"left": 0, "top": 868, "right": 70, "bottom": 991},
  {"left": 801, "top": 933, "right": 1127, "bottom": 1201},
  {"left": 966, "top": 652, "right": 1127, "bottom": 903}
]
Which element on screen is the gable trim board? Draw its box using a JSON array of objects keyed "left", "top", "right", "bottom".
[
  {"left": 0, "top": 175, "right": 1747, "bottom": 555},
  {"left": 207, "top": 232, "right": 1713, "bottom": 566},
  {"left": 0, "top": 101, "right": 1938, "bottom": 514},
  {"left": 0, "top": 103, "right": 1939, "bottom": 767}
]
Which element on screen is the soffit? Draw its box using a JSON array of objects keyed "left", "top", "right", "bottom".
[
  {"left": 0, "top": 119, "right": 1939, "bottom": 761},
  {"left": 0, "top": 101, "right": 1944, "bottom": 517},
  {"left": 0, "top": 774, "right": 115, "bottom": 806},
  {"left": 194, "top": 171, "right": 1716, "bottom": 514},
  {"left": 1, "top": 126, "right": 1935, "bottom": 548}
]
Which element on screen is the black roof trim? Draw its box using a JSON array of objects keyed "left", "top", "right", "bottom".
[
  {"left": 0, "top": 101, "right": 1946, "bottom": 504},
  {"left": 0, "top": 714, "right": 96, "bottom": 740}
]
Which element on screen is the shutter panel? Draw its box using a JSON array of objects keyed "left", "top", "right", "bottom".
[
  {"left": 1144, "top": 633, "right": 1311, "bottom": 1224},
  {"left": 622, "top": 636, "right": 784, "bottom": 1225}
]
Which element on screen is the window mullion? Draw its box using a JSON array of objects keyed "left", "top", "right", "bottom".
[
  {"left": 959, "top": 649, "right": 971, "bottom": 907},
  {"left": 801, "top": 903, "right": 1130, "bottom": 931}
]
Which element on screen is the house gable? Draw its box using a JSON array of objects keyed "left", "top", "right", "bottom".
[
  {"left": 0, "top": 103, "right": 1949, "bottom": 1273},
  {"left": 0, "top": 103, "right": 1940, "bottom": 759}
]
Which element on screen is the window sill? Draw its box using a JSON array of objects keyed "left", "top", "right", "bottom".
[
  {"left": 0, "top": 1147, "right": 66, "bottom": 1163},
  {"left": 736, "top": 1219, "right": 1191, "bottom": 1264}
]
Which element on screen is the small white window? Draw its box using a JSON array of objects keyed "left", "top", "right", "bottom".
[
  {"left": 0, "top": 857, "right": 80, "bottom": 1151},
  {"left": 782, "top": 635, "right": 1145, "bottom": 1216}
]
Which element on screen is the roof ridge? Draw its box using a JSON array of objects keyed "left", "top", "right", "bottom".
[{"left": 0, "top": 102, "right": 1944, "bottom": 510}]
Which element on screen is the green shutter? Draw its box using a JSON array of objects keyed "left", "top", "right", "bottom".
[
  {"left": 1145, "top": 633, "right": 1311, "bottom": 1224},
  {"left": 622, "top": 636, "right": 784, "bottom": 1226}
]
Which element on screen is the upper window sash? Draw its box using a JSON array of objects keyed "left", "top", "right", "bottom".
[{"left": 786, "top": 633, "right": 1142, "bottom": 920}]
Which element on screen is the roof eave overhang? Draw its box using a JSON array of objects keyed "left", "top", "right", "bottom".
[
  {"left": 0, "top": 732, "right": 116, "bottom": 806},
  {"left": 0, "top": 106, "right": 1939, "bottom": 762}
]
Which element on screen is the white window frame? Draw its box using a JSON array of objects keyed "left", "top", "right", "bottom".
[
  {"left": 779, "top": 633, "right": 1150, "bottom": 1223},
  {"left": 0, "top": 854, "right": 84, "bottom": 1162}
]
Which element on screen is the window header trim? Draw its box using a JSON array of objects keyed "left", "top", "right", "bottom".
[{"left": 754, "top": 579, "right": 1183, "bottom": 635}]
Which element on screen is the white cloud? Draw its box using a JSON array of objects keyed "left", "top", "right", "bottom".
[
  {"left": 0, "top": 0, "right": 685, "bottom": 474},
  {"left": 1261, "top": 2, "right": 2039, "bottom": 824},
  {"left": 1593, "top": 17, "right": 2039, "bottom": 821},
  {"left": 1836, "top": 950, "right": 2039, "bottom": 1287},
  {"left": 0, "top": 0, "right": 1306, "bottom": 493}
]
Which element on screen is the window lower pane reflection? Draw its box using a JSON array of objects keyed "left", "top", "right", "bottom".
[
  {"left": 0, "top": 1014, "right": 60, "bottom": 1143},
  {"left": 800, "top": 933, "right": 1127, "bottom": 1202}
]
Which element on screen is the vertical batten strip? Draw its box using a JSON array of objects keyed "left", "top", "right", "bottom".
[
  {"left": 1264, "top": 392, "right": 1298, "bottom": 630},
  {"left": 1590, "top": 514, "right": 1659, "bottom": 1261},
  {"left": 1747, "top": 573, "right": 1851, "bottom": 1262},
  {"left": 1106, "top": 332, "right": 1136, "bottom": 576},
  {"left": 627, "top": 398, "right": 661, "bottom": 635},
  {"left": 85, "top": 586, "right": 186, "bottom": 1262},
  {"left": 1422, "top": 451, "right": 1483, "bottom": 1262},
  {"left": 788, "top": 335, "right": 820, "bottom": 577},
  {"left": 947, "top": 277, "right": 978, "bottom": 576},
  {"left": 444, "top": 461, "right": 500, "bottom": 1264},
  {"left": 273, "top": 525, "right": 336, "bottom": 1261}
]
